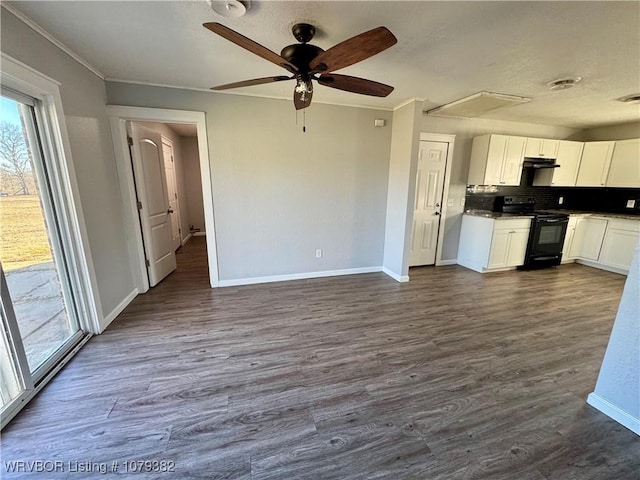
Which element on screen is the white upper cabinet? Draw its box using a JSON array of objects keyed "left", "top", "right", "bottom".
[
  {"left": 533, "top": 140, "right": 584, "bottom": 187},
  {"left": 575, "top": 141, "right": 615, "bottom": 187},
  {"left": 468, "top": 134, "right": 526, "bottom": 186},
  {"left": 606, "top": 139, "right": 640, "bottom": 188},
  {"left": 524, "top": 138, "right": 560, "bottom": 159}
]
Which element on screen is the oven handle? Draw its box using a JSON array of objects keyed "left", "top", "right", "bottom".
[{"left": 538, "top": 218, "right": 568, "bottom": 223}]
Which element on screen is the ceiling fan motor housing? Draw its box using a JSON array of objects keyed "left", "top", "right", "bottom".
[{"left": 280, "top": 43, "right": 324, "bottom": 74}]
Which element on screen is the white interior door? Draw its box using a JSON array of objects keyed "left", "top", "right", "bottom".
[
  {"left": 130, "top": 123, "right": 176, "bottom": 287},
  {"left": 410, "top": 140, "right": 448, "bottom": 266},
  {"left": 162, "top": 138, "right": 181, "bottom": 251}
]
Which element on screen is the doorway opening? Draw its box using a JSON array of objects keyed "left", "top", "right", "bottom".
[
  {"left": 409, "top": 133, "right": 455, "bottom": 269},
  {"left": 107, "top": 106, "right": 218, "bottom": 293}
]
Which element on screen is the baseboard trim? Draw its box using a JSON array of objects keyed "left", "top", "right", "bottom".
[
  {"left": 436, "top": 259, "right": 458, "bottom": 266},
  {"left": 587, "top": 392, "right": 640, "bottom": 436},
  {"left": 193, "top": 231, "right": 206, "bottom": 237},
  {"left": 576, "top": 259, "right": 628, "bottom": 276},
  {"left": 382, "top": 267, "right": 410, "bottom": 283},
  {"left": 218, "top": 266, "right": 383, "bottom": 287},
  {"left": 100, "top": 288, "right": 138, "bottom": 333},
  {"left": 181, "top": 233, "right": 192, "bottom": 246}
]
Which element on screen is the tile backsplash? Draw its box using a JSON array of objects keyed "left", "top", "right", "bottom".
[{"left": 465, "top": 168, "right": 640, "bottom": 214}]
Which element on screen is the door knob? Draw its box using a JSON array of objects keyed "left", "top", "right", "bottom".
[
  {"left": 167, "top": 208, "right": 174, "bottom": 214},
  {"left": 434, "top": 211, "right": 440, "bottom": 216}
]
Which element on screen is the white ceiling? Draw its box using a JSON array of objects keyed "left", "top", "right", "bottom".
[{"left": 7, "top": 1, "right": 640, "bottom": 129}]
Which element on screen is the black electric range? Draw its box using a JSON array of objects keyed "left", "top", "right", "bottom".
[{"left": 496, "top": 196, "right": 569, "bottom": 269}]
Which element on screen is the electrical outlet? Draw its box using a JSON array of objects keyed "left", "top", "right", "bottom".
[
  {"left": 558, "top": 196, "right": 564, "bottom": 205},
  {"left": 315, "top": 249, "right": 322, "bottom": 258},
  {"left": 460, "top": 198, "right": 465, "bottom": 206},
  {"left": 447, "top": 198, "right": 455, "bottom": 207},
  {"left": 626, "top": 199, "right": 635, "bottom": 208}
]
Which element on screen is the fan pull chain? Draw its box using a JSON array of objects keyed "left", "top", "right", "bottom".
[{"left": 303, "top": 108, "right": 306, "bottom": 133}]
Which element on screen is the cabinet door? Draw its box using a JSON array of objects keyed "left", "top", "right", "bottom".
[
  {"left": 488, "top": 230, "right": 510, "bottom": 268},
  {"left": 577, "top": 218, "right": 608, "bottom": 260},
  {"left": 562, "top": 217, "right": 578, "bottom": 261},
  {"left": 541, "top": 139, "right": 560, "bottom": 159},
  {"left": 606, "top": 139, "right": 640, "bottom": 188},
  {"left": 569, "top": 218, "right": 585, "bottom": 258},
  {"left": 506, "top": 229, "right": 530, "bottom": 266},
  {"left": 576, "top": 142, "right": 615, "bottom": 187},
  {"left": 600, "top": 228, "right": 640, "bottom": 270},
  {"left": 484, "top": 135, "right": 508, "bottom": 185},
  {"left": 525, "top": 138, "right": 559, "bottom": 158},
  {"left": 500, "top": 136, "right": 526, "bottom": 185},
  {"left": 551, "top": 141, "right": 584, "bottom": 186}
]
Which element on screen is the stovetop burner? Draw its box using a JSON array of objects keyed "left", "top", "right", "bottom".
[{"left": 496, "top": 196, "right": 568, "bottom": 220}]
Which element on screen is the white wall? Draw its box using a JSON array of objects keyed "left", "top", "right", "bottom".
[
  {"left": 1, "top": 9, "right": 134, "bottom": 329},
  {"left": 578, "top": 120, "right": 640, "bottom": 141},
  {"left": 181, "top": 136, "right": 205, "bottom": 235},
  {"left": 382, "top": 101, "right": 421, "bottom": 280},
  {"left": 106, "top": 82, "right": 393, "bottom": 282},
  {"left": 587, "top": 242, "right": 640, "bottom": 435},
  {"left": 417, "top": 114, "right": 579, "bottom": 261},
  {"left": 138, "top": 122, "right": 191, "bottom": 243}
]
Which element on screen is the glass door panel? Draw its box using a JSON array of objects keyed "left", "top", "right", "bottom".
[
  {"left": 0, "top": 316, "right": 23, "bottom": 409},
  {"left": 0, "top": 95, "right": 79, "bottom": 374}
]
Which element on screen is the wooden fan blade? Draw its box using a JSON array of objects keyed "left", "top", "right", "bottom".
[
  {"left": 211, "top": 76, "right": 293, "bottom": 91},
  {"left": 318, "top": 74, "right": 394, "bottom": 97},
  {"left": 309, "top": 26, "right": 397, "bottom": 73},
  {"left": 204, "top": 22, "right": 298, "bottom": 73},
  {"left": 293, "top": 82, "right": 313, "bottom": 110}
]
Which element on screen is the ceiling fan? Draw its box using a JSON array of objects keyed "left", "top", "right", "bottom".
[{"left": 203, "top": 22, "right": 397, "bottom": 110}]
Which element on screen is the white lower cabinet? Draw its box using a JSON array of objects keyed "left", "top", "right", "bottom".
[
  {"left": 562, "top": 215, "right": 580, "bottom": 262},
  {"left": 599, "top": 220, "right": 640, "bottom": 272},
  {"left": 564, "top": 215, "right": 639, "bottom": 274},
  {"left": 458, "top": 215, "right": 531, "bottom": 273},
  {"left": 572, "top": 217, "right": 608, "bottom": 261}
]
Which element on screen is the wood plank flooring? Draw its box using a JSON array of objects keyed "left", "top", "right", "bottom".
[{"left": 2, "top": 237, "right": 638, "bottom": 479}]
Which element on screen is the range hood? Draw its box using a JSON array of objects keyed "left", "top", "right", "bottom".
[{"left": 523, "top": 158, "right": 559, "bottom": 169}]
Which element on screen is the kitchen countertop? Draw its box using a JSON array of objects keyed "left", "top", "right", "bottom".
[
  {"left": 464, "top": 209, "right": 535, "bottom": 219},
  {"left": 544, "top": 210, "right": 640, "bottom": 221}
]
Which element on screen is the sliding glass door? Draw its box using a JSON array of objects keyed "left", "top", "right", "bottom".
[{"left": 1, "top": 91, "right": 86, "bottom": 424}]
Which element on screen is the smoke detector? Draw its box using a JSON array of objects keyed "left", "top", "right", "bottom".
[
  {"left": 209, "top": 0, "right": 251, "bottom": 18},
  {"left": 547, "top": 77, "right": 582, "bottom": 90}
]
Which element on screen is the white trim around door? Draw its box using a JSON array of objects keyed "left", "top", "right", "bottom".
[
  {"left": 106, "top": 106, "right": 219, "bottom": 290},
  {"left": 416, "top": 133, "right": 456, "bottom": 268}
]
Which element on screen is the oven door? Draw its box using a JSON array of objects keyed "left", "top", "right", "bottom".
[{"left": 529, "top": 217, "right": 569, "bottom": 256}]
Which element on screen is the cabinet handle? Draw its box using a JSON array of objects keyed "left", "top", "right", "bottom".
[{"left": 499, "top": 181, "right": 505, "bottom": 184}]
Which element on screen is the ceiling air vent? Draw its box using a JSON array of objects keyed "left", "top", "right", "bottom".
[
  {"left": 424, "top": 91, "right": 531, "bottom": 118},
  {"left": 618, "top": 94, "right": 640, "bottom": 104},
  {"left": 547, "top": 77, "right": 582, "bottom": 90}
]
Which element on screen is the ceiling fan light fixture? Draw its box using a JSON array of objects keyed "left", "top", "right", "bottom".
[
  {"left": 618, "top": 93, "right": 640, "bottom": 104},
  {"left": 547, "top": 76, "right": 582, "bottom": 90},
  {"left": 208, "top": 0, "right": 250, "bottom": 18},
  {"left": 425, "top": 91, "right": 532, "bottom": 118},
  {"left": 294, "top": 79, "right": 313, "bottom": 94}
]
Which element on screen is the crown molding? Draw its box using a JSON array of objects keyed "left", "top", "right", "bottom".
[
  {"left": 105, "top": 78, "right": 394, "bottom": 112},
  {"left": 1, "top": 2, "right": 105, "bottom": 80},
  {"left": 393, "top": 97, "right": 426, "bottom": 111}
]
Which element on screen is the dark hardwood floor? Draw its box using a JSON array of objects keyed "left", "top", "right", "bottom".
[{"left": 2, "top": 237, "right": 638, "bottom": 479}]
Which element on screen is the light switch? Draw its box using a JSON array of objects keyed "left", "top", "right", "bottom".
[{"left": 447, "top": 198, "right": 455, "bottom": 207}]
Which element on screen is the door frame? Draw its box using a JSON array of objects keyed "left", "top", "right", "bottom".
[
  {"left": 415, "top": 133, "right": 455, "bottom": 267},
  {"left": 107, "top": 106, "right": 219, "bottom": 290}
]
